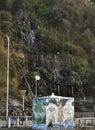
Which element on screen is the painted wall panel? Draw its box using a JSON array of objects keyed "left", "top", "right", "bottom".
[{"left": 32, "top": 94, "right": 74, "bottom": 129}]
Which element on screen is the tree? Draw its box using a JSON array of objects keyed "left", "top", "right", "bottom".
[
  {"left": 0, "top": 11, "right": 12, "bottom": 33},
  {"left": 0, "top": 32, "right": 7, "bottom": 98}
]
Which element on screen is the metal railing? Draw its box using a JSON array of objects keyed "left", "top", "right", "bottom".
[
  {"left": 75, "top": 117, "right": 95, "bottom": 126},
  {"left": 75, "top": 112, "right": 94, "bottom": 118},
  {"left": 0, "top": 116, "right": 32, "bottom": 128},
  {"left": 1, "top": 116, "right": 95, "bottom": 129}
]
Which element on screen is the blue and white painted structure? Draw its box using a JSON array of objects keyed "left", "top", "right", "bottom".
[{"left": 32, "top": 93, "right": 74, "bottom": 129}]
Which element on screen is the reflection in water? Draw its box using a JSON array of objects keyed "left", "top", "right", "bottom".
[
  {"left": 74, "top": 127, "right": 94, "bottom": 130},
  {"left": 52, "top": 127, "right": 94, "bottom": 130}
]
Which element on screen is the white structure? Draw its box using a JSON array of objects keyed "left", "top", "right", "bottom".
[
  {"left": 32, "top": 93, "right": 74, "bottom": 129},
  {"left": 20, "top": 90, "right": 26, "bottom": 111},
  {"left": 34, "top": 75, "right": 40, "bottom": 97},
  {"left": 6, "top": 35, "right": 10, "bottom": 117}
]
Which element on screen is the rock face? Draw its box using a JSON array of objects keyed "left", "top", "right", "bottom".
[
  {"left": 15, "top": 9, "right": 36, "bottom": 46},
  {"left": 10, "top": 99, "right": 21, "bottom": 107},
  {"left": 0, "top": 98, "right": 22, "bottom": 116}
]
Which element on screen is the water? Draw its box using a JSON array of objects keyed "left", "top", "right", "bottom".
[
  {"left": 50, "top": 127, "right": 95, "bottom": 130},
  {"left": 0, "top": 127, "right": 95, "bottom": 130},
  {"left": 74, "top": 128, "right": 94, "bottom": 130}
]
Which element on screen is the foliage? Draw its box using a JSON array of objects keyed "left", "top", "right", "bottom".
[
  {"left": 0, "top": 11, "right": 12, "bottom": 33},
  {"left": 0, "top": 32, "right": 7, "bottom": 98},
  {"left": 0, "top": 0, "right": 95, "bottom": 102},
  {"left": 0, "top": 11, "right": 12, "bottom": 21},
  {"left": 0, "top": 21, "right": 12, "bottom": 33}
]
